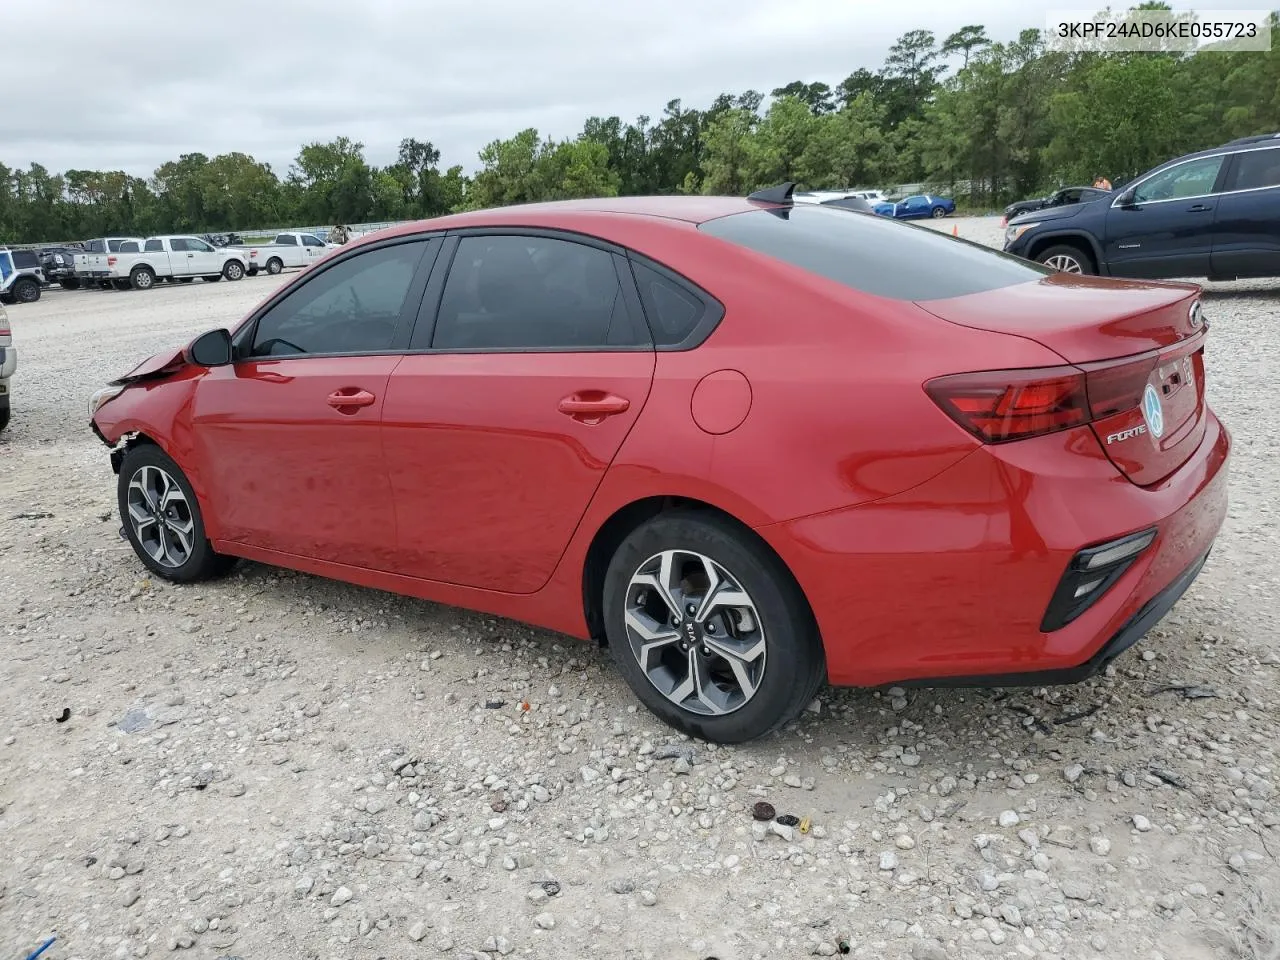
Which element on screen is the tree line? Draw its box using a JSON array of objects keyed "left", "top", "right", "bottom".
[{"left": 3, "top": 7, "right": 1278, "bottom": 244}]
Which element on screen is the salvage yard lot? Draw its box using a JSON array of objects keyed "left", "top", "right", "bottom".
[{"left": 2, "top": 216, "right": 1278, "bottom": 960}]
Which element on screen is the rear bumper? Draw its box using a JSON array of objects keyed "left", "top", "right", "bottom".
[
  {"left": 760, "top": 408, "right": 1231, "bottom": 687},
  {"left": 0, "top": 346, "right": 16, "bottom": 379}
]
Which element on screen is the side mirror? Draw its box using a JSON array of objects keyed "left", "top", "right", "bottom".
[
  {"left": 188, "top": 328, "right": 233, "bottom": 367},
  {"left": 1117, "top": 187, "right": 1137, "bottom": 206}
]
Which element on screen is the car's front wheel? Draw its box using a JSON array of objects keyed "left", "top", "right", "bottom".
[
  {"left": 1036, "top": 244, "right": 1095, "bottom": 275},
  {"left": 117, "top": 444, "right": 236, "bottom": 582},
  {"left": 602, "top": 510, "right": 825, "bottom": 743},
  {"left": 223, "top": 260, "right": 245, "bottom": 281}
]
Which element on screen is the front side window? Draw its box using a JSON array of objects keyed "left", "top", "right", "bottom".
[
  {"left": 187, "top": 238, "right": 214, "bottom": 253},
  {"left": 302, "top": 235, "right": 325, "bottom": 248},
  {"left": 249, "top": 240, "right": 429, "bottom": 357},
  {"left": 428, "top": 235, "right": 643, "bottom": 350},
  {"left": 1132, "top": 156, "right": 1225, "bottom": 203},
  {"left": 1226, "top": 148, "right": 1280, "bottom": 191}
]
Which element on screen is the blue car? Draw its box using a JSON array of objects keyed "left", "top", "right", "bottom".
[{"left": 872, "top": 194, "right": 957, "bottom": 220}]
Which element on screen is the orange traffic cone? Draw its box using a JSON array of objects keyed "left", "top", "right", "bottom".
[{"left": 951, "top": 225, "right": 958, "bottom": 237}]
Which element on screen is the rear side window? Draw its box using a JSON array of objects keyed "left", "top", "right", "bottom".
[
  {"left": 698, "top": 205, "right": 1050, "bottom": 301},
  {"left": 87, "top": 240, "right": 105, "bottom": 254},
  {"left": 276, "top": 234, "right": 298, "bottom": 246},
  {"left": 628, "top": 260, "right": 718, "bottom": 347},
  {"left": 145, "top": 239, "right": 163, "bottom": 252},
  {"left": 1227, "top": 148, "right": 1280, "bottom": 191},
  {"left": 169, "top": 239, "right": 188, "bottom": 252},
  {"left": 12, "top": 250, "right": 39, "bottom": 269},
  {"left": 428, "top": 235, "right": 645, "bottom": 351},
  {"left": 119, "top": 241, "right": 140, "bottom": 253},
  {"left": 107, "top": 240, "right": 127, "bottom": 252}
]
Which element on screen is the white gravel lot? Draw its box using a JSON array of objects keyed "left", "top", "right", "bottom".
[{"left": 2, "top": 217, "right": 1279, "bottom": 960}]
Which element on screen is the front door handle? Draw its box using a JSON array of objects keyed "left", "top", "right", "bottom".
[
  {"left": 1186, "top": 204, "right": 1212, "bottom": 212},
  {"left": 558, "top": 392, "right": 630, "bottom": 423},
  {"left": 327, "top": 388, "right": 376, "bottom": 410}
]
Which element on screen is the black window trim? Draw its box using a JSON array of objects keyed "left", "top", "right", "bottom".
[
  {"left": 624, "top": 251, "right": 725, "bottom": 352},
  {"left": 401, "top": 226, "right": 656, "bottom": 355},
  {"left": 230, "top": 232, "right": 442, "bottom": 362}
]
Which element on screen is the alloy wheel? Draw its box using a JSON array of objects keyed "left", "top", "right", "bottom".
[
  {"left": 1043, "top": 254, "right": 1083, "bottom": 273},
  {"left": 623, "top": 549, "right": 766, "bottom": 716},
  {"left": 126, "top": 464, "right": 195, "bottom": 568}
]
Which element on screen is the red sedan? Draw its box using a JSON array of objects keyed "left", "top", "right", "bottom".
[{"left": 88, "top": 185, "right": 1230, "bottom": 743}]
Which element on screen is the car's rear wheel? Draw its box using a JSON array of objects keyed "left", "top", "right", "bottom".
[
  {"left": 602, "top": 510, "right": 825, "bottom": 743},
  {"left": 931, "top": 206, "right": 946, "bottom": 218},
  {"left": 1036, "top": 244, "right": 1095, "bottom": 275},
  {"left": 223, "top": 260, "right": 245, "bottom": 281},
  {"left": 12, "top": 278, "right": 41, "bottom": 303},
  {"left": 117, "top": 444, "right": 236, "bottom": 583},
  {"left": 267, "top": 257, "right": 283, "bottom": 275},
  {"left": 130, "top": 266, "right": 156, "bottom": 291}
]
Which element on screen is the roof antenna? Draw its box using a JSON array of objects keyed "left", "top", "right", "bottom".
[{"left": 747, "top": 182, "right": 797, "bottom": 205}]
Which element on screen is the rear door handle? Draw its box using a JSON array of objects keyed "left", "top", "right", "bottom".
[
  {"left": 327, "top": 388, "right": 376, "bottom": 409},
  {"left": 558, "top": 393, "right": 630, "bottom": 422}
]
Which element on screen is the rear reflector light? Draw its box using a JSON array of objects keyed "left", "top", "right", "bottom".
[
  {"left": 1041, "top": 528, "right": 1157, "bottom": 631},
  {"left": 926, "top": 355, "right": 1164, "bottom": 444}
]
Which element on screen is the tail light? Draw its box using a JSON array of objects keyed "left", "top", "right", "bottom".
[
  {"left": 250, "top": 249, "right": 259, "bottom": 258},
  {"left": 926, "top": 356, "right": 1160, "bottom": 444},
  {"left": 0, "top": 317, "right": 10, "bottom": 337},
  {"left": 107, "top": 256, "right": 117, "bottom": 267}
]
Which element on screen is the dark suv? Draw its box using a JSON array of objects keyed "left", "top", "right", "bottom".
[{"left": 1004, "top": 133, "right": 1280, "bottom": 279}]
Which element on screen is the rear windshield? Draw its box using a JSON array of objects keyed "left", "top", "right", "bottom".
[{"left": 698, "top": 205, "right": 1050, "bottom": 301}]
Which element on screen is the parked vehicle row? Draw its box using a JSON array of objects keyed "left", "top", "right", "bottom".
[
  {"left": 1004, "top": 132, "right": 1280, "bottom": 280},
  {"left": 229, "top": 232, "right": 334, "bottom": 275}
]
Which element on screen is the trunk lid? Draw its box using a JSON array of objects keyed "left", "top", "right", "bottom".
[{"left": 918, "top": 274, "right": 1208, "bottom": 487}]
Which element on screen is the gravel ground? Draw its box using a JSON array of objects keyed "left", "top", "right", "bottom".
[{"left": 2, "top": 219, "right": 1279, "bottom": 960}]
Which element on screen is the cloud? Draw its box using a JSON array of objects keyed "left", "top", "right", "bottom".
[{"left": 2, "top": 0, "right": 1254, "bottom": 178}]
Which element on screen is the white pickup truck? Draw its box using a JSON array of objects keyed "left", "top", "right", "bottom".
[
  {"left": 233, "top": 232, "right": 334, "bottom": 276},
  {"left": 75, "top": 238, "right": 146, "bottom": 289},
  {"left": 84, "top": 236, "right": 252, "bottom": 290}
]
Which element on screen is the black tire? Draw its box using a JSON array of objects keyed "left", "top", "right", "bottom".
[
  {"left": 117, "top": 444, "right": 236, "bottom": 583},
  {"left": 59, "top": 278, "right": 82, "bottom": 290},
  {"left": 0, "top": 397, "right": 10, "bottom": 433},
  {"left": 1036, "top": 243, "right": 1096, "bottom": 275},
  {"left": 130, "top": 266, "right": 156, "bottom": 291},
  {"left": 111, "top": 278, "right": 132, "bottom": 291},
  {"left": 222, "top": 260, "right": 245, "bottom": 281},
  {"left": 247, "top": 266, "right": 259, "bottom": 277},
  {"left": 203, "top": 275, "right": 221, "bottom": 283},
  {"left": 267, "top": 257, "right": 283, "bottom": 275},
  {"left": 601, "top": 509, "right": 825, "bottom": 743},
  {"left": 930, "top": 206, "right": 946, "bottom": 218},
  {"left": 11, "top": 278, "right": 40, "bottom": 303}
]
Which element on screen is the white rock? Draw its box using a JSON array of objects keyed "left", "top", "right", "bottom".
[
  {"left": 330, "top": 886, "right": 354, "bottom": 907},
  {"left": 1132, "top": 814, "right": 1152, "bottom": 832},
  {"left": 998, "top": 810, "right": 1020, "bottom": 828},
  {"left": 534, "top": 912, "right": 556, "bottom": 930},
  {"left": 880, "top": 851, "right": 898, "bottom": 871},
  {"left": 1090, "top": 836, "right": 1113, "bottom": 856}
]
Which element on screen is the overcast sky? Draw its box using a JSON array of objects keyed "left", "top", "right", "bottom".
[{"left": 5, "top": 0, "right": 1256, "bottom": 179}]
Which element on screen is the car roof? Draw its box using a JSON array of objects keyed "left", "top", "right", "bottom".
[{"left": 371, "top": 196, "right": 769, "bottom": 243}]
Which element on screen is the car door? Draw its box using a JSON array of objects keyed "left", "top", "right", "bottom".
[
  {"left": 1102, "top": 153, "right": 1228, "bottom": 278},
  {"left": 898, "top": 196, "right": 926, "bottom": 218},
  {"left": 301, "top": 233, "right": 328, "bottom": 264},
  {"left": 183, "top": 236, "right": 222, "bottom": 275},
  {"left": 381, "top": 230, "right": 656, "bottom": 593},
  {"left": 190, "top": 236, "right": 439, "bottom": 569},
  {"left": 1210, "top": 146, "right": 1280, "bottom": 279}
]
